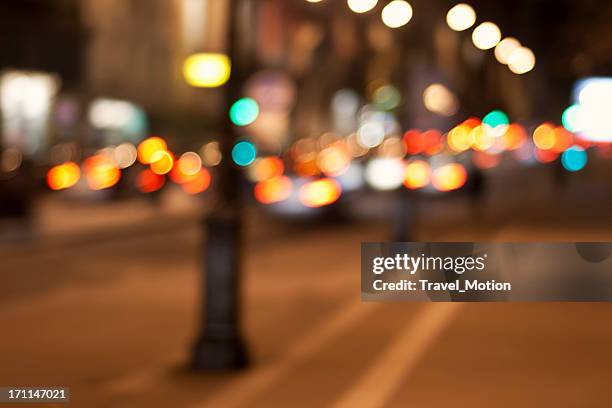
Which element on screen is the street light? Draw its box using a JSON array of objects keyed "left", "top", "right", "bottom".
[{"left": 183, "top": 53, "right": 231, "bottom": 88}]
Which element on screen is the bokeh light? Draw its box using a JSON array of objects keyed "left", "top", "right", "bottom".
[
  {"left": 472, "top": 22, "right": 501, "bottom": 50},
  {"left": 113, "top": 143, "right": 137, "bottom": 169},
  {"left": 47, "top": 162, "right": 80, "bottom": 190},
  {"left": 137, "top": 136, "right": 167, "bottom": 164},
  {"left": 422, "top": 83, "right": 459, "bottom": 116},
  {"left": 561, "top": 145, "right": 587, "bottom": 172},
  {"left": 372, "top": 84, "right": 401, "bottom": 110},
  {"left": 508, "top": 47, "right": 536, "bottom": 74},
  {"left": 137, "top": 169, "right": 165, "bottom": 193},
  {"left": 299, "top": 178, "right": 342, "bottom": 207},
  {"left": 381, "top": 1, "right": 413, "bottom": 29},
  {"left": 364, "top": 158, "right": 405, "bottom": 191},
  {"left": 317, "top": 144, "right": 351, "bottom": 177},
  {"left": 447, "top": 125, "right": 471, "bottom": 152},
  {"left": 533, "top": 123, "right": 555, "bottom": 150},
  {"left": 183, "top": 53, "right": 231, "bottom": 88},
  {"left": 230, "top": 98, "right": 259, "bottom": 126},
  {"left": 501, "top": 124, "right": 527, "bottom": 150},
  {"left": 403, "top": 160, "right": 431, "bottom": 189},
  {"left": 84, "top": 154, "right": 121, "bottom": 190},
  {"left": 177, "top": 152, "right": 202, "bottom": 176},
  {"left": 357, "top": 121, "right": 385, "bottom": 148},
  {"left": 562, "top": 104, "right": 584, "bottom": 133},
  {"left": 431, "top": 163, "right": 467, "bottom": 192},
  {"left": 347, "top": 0, "right": 378, "bottom": 14},
  {"left": 181, "top": 168, "right": 211, "bottom": 194},
  {"left": 254, "top": 176, "right": 292, "bottom": 204},
  {"left": 150, "top": 150, "right": 174, "bottom": 175},
  {"left": 232, "top": 141, "right": 257, "bottom": 166},
  {"left": 201, "top": 141, "right": 222, "bottom": 166},
  {"left": 248, "top": 156, "right": 285, "bottom": 182},
  {"left": 494, "top": 37, "right": 521, "bottom": 65},
  {"left": 446, "top": 4, "right": 476, "bottom": 32}
]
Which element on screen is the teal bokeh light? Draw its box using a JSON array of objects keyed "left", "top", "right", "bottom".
[
  {"left": 561, "top": 145, "right": 587, "bottom": 172},
  {"left": 229, "top": 97, "right": 259, "bottom": 126},
  {"left": 482, "top": 110, "right": 509, "bottom": 128},
  {"left": 231, "top": 141, "right": 257, "bottom": 166}
]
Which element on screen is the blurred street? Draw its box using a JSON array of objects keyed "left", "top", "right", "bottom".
[
  {"left": 1, "top": 180, "right": 611, "bottom": 407},
  {"left": 1, "top": 0, "right": 612, "bottom": 405}
]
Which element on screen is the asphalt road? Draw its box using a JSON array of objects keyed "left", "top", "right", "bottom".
[{"left": 1, "top": 190, "right": 612, "bottom": 407}]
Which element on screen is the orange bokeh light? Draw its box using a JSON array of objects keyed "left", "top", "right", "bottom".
[
  {"left": 501, "top": 124, "right": 527, "bottom": 150},
  {"left": 177, "top": 152, "right": 202, "bottom": 176},
  {"left": 535, "top": 148, "right": 558, "bottom": 163},
  {"left": 533, "top": 123, "right": 555, "bottom": 150},
  {"left": 551, "top": 127, "right": 574, "bottom": 153},
  {"left": 137, "top": 169, "right": 165, "bottom": 193},
  {"left": 137, "top": 136, "right": 167, "bottom": 164},
  {"left": 181, "top": 168, "right": 211, "bottom": 194},
  {"left": 254, "top": 176, "right": 292, "bottom": 204},
  {"left": 84, "top": 154, "right": 121, "bottom": 190},
  {"left": 47, "top": 162, "right": 80, "bottom": 190},
  {"left": 150, "top": 150, "right": 174, "bottom": 175},
  {"left": 299, "top": 178, "right": 342, "bottom": 208},
  {"left": 253, "top": 156, "right": 285, "bottom": 181},
  {"left": 403, "top": 160, "right": 431, "bottom": 189},
  {"left": 431, "top": 163, "right": 467, "bottom": 192},
  {"left": 317, "top": 144, "right": 350, "bottom": 177}
]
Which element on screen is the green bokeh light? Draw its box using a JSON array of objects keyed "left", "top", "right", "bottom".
[{"left": 229, "top": 98, "right": 259, "bottom": 126}]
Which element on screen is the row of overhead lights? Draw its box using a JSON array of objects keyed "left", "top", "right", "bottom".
[
  {"left": 305, "top": 1, "right": 535, "bottom": 75},
  {"left": 446, "top": 3, "right": 535, "bottom": 74},
  {"left": 307, "top": 0, "right": 414, "bottom": 29}
]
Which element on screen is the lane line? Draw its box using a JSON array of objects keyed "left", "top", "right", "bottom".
[
  {"left": 332, "top": 302, "right": 462, "bottom": 408},
  {"left": 191, "top": 300, "right": 382, "bottom": 408}
]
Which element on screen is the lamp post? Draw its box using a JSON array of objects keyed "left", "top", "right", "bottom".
[{"left": 186, "top": 0, "right": 249, "bottom": 370}]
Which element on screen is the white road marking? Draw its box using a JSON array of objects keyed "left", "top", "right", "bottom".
[{"left": 332, "top": 302, "right": 462, "bottom": 408}]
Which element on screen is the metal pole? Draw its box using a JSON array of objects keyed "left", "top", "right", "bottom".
[{"left": 192, "top": 0, "right": 249, "bottom": 370}]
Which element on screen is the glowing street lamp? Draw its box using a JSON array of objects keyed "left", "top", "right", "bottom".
[{"left": 183, "top": 53, "right": 231, "bottom": 88}]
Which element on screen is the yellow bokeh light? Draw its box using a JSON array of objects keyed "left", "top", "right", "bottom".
[
  {"left": 150, "top": 150, "right": 174, "bottom": 175},
  {"left": 138, "top": 137, "right": 167, "bottom": 164},
  {"left": 381, "top": 1, "right": 413, "bottom": 29},
  {"left": 403, "top": 160, "right": 431, "bottom": 189},
  {"left": 494, "top": 37, "right": 521, "bottom": 65},
  {"left": 448, "top": 124, "right": 472, "bottom": 152},
  {"left": 446, "top": 3, "right": 476, "bottom": 32},
  {"left": 299, "top": 178, "right": 342, "bottom": 208},
  {"left": 508, "top": 46, "right": 535, "bottom": 74},
  {"left": 472, "top": 22, "right": 501, "bottom": 50},
  {"left": 432, "top": 163, "right": 467, "bottom": 192},
  {"left": 183, "top": 53, "right": 231, "bottom": 88},
  {"left": 469, "top": 125, "right": 494, "bottom": 151},
  {"left": 347, "top": 0, "right": 378, "bottom": 14}
]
